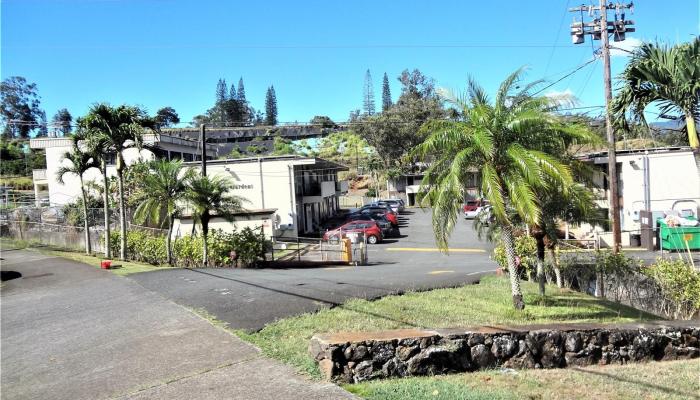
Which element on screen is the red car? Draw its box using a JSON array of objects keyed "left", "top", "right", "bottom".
[
  {"left": 463, "top": 199, "right": 488, "bottom": 218},
  {"left": 322, "top": 221, "right": 384, "bottom": 244}
]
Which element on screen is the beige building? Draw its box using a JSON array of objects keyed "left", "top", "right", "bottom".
[
  {"left": 576, "top": 146, "right": 700, "bottom": 245},
  {"left": 173, "top": 156, "right": 348, "bottom": 239}
]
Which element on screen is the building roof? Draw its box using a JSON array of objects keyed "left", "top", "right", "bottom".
[
  {"left": 29, "top": 133, "right": 217, "bottom": 151},
  {"left": 575, "top": 146, "right": 693, "bottom": 161},
  {"left": 182, "top": 155, "right": 348, "bottom": 171},
  {"left": 178, "top": 208, "right": 278, "bottom": 219}
]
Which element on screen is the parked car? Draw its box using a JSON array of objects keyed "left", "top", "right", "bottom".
[
  {"left": 322, "top": 220, "right": 384, "bottom": 244},
  {"left": 358, "top": 205, "right": 398, "bottom": 226},
  {"left": 382, "top": 199, "right": 404, "bottom": 213},
  {"left": 345, "top": 212, "right": 399, "bottom": 237},
  {"left": 463, "top": 199, "right": 489, "bottom": 219},
  {"left": 374, "top": 200, "right": 400, "bottom": 214},
  {"left": 476, "top": 205, "right": 494, "bottom": 226}
]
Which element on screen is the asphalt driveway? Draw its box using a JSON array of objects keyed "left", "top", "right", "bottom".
[
  {"left": 0, "top": 248, "right": 353, "bottom": 400},
  {"left": 131, "top": 209, "right": 499, "bottom": 331}
]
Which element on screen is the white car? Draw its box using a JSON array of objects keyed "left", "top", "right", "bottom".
[{"left": 464, "top": 206, "right": 485, "bottom": 219}]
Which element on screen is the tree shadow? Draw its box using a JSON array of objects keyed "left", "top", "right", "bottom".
[
  {"left": 572, "top": 366, "right": 700, "bottom": 399},
  {"left": 0, "top": 271, "right": 22, "bottom": 281},
  {"left": 186, "top": 268, "right": 425, "bottom": 331}
]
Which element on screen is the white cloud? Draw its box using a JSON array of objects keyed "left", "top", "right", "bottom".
[
  {"left": 610, "top": 37, "right": 643, "bottom": 57},
  {"left": 545, "top": 89, "right": 574, "bottom": 98}
]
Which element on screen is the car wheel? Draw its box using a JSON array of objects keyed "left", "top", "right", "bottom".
[{"left": 367, "top": 235, "right": 378, "bottom": 244}]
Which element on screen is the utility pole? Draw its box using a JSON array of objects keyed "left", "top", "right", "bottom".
[
  {"left": 200, "top": 124, "right": 207, "bottom": 176},
  {"left": 569, "top": 1, "right": 635, "bottom": 252}
]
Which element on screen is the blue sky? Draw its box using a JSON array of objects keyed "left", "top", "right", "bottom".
[{"left": 2, "top": 0, "right": 698, "bottom": 127}]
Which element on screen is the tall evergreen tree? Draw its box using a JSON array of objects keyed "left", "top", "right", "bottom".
[
  {"left": 265, "top": 86, "right": 278, "bottom": 126},
  {"left": 229, "top": 83, "right": 237, "bottom": 101},
  {"left": 381, "top": 72, "right": 392, "bottom": 112},
  {"left": 52, "top": 108, "right": 73, "bottom": 136},
  {"left": 215, "top": 79, "right": 227, "bottom": 104},
  {"left": 363, "top": 69, "right": 376, "bottom": 116},
  {"left": 237, "top": 78, "right": 247, "bottom": 104}
]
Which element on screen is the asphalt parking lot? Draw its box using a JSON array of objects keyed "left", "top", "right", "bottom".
[{"left": 131, "top": 209, "right": 498, "bottom": 331}]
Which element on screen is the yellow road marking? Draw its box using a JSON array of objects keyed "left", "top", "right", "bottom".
[
  {"left": 386, "top": 247, "right": 486, "bottom": 253},
  {"left": 428, "top": 270, "right": 455, "bottom": 275}
]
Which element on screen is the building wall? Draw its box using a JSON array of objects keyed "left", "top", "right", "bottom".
[
  {"left": 36, "top": 139, "right": 205, "bottom": 206},
  {"left": 172, "top": 215, "right": 275, "bottom": 239},
  {"left": 618, "top": 151, "right": 700, "bottom": 231},
  {"left": 184, "top": 159, "right": 300, "bottom": 237},
  {"left": 44, "top": 145, "right": 157, "bottom": 206}
]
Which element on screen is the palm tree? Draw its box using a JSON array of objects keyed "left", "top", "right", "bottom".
[
  {"left": 55, "top": 138, "right": 98, "bottom": 255},
  {"left": 532, "top": 180, "right": 600, "bottom": 294},
  {"left": 133, "top": 159, "right": 194, "bottom": 265},
  {"left": 414, "top": 68, "right": 588, "bottom": 310},
  {"left": 612, "top": 39, "right": 700, "bottom": 149},
  {"left": 80, "top": 103, "right": 155, "bottom": 260},
  {"left": 185, "top": 174, "right": 247, "bottom": 267}
]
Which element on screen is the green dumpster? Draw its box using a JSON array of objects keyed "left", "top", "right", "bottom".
[{"left": 658, "top": 217, "right": 700, "bottom": 251}]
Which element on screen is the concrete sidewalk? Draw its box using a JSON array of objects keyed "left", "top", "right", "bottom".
[{"left": 0, "top": 249, "right": 354, "bottom": 400}]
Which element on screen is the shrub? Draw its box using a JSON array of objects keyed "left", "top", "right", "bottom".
[
  {"left": 111, "top": 227, "right": 270, "bottom": 268},
  {"left": 493, "top": 235, "right": 537, "bottom": 278},
  {"left": 643, "top": 258, "right": 700, "bottom": 320},
  {"left": 62, "top": 196, "right": 103, "bottom": 227},
  {"left": 109, "top": 230, "right": 167, "bottom": 265}
]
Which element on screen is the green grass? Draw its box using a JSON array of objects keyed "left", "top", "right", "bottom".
[
  {"left": 346, "top": 359, "right": 700, "bottom": 400},
  {"left": 0, "top": 237, "right": 173, "bottom": 276},
  {"left": 238, "top": 276, "right": 657, "bottom": 379}
]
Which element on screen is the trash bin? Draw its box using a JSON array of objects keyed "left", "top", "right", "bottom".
[{"left": 658, "top": 217, "right": 700, "bottom": 251}]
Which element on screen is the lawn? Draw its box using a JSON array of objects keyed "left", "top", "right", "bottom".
[
  {"left": 346, "top": 359, "right": 699, "bottom": 400},
  {"left": 0, "top": 238, "right": 172, "bottom": 276},
  {"left": 237, "top": 275, "right": 657, "bottom": 379}
]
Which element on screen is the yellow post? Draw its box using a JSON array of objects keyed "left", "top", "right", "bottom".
[{"left": 342, "top": 238, "right": 353, "bottom": 263}]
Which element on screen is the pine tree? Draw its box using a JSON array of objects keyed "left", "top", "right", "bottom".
[
  {"left": 215, "top": 79, "right": 227, "bottom": 104},
  {"left": 229, "top": 83, "right": 237, "bottom": 101},
  {"left": 52, "top": 108, "right": 73, "bottom": 136},
  {"left": 237, "top": 78, "right": 247, "bottom": 104},
  {"left": 265, "top": 86, "right": 278, "bottom": 126},
  {"left": 381, "top": 72, "right": 392, "bottom": 112},
  {"left": 237, "top": 78, "right": 249, "bottom": 124},
  {"left": 363, "top": 69, "right": 376, "bottom": 116}
]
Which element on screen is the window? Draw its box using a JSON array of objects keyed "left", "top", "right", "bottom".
[{"left": 183, "top": 153, "right": 194, "bottom": 162}]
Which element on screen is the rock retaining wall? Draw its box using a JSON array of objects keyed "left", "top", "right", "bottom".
[{"left": 308, "top": 321, "right": 700, "bottom": 383}]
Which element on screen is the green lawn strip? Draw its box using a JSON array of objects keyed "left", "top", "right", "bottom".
[
  {"left": 239, "top": 276, "right": 657, "bottom": 379},
  {"left": 345, "top": 359, "right": 699, "bottom": 400},
  {"left": 0, "top": 237, "right": 173, "bottom": 276}
]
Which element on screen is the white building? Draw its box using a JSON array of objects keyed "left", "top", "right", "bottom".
[
  {"left": 173, "top": 156, "right": 348, "bottom": 239},
  {"left": 388, "top": 171, "right": 480, "bottom": 206},
  {"left": 30, "top": 134, "right": 216, "bottom": 206},
  {"left": 576, "top": 146, "right": 700, "bottom": 245}
]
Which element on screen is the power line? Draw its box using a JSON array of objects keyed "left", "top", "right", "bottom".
[
  {"left": 531, "top": 56, "right": 599, "bottom": 96},
  {"left": 4, "top": 43, "right": 583, "bottom": 51},
  {"left": 544, "top": 0, "right": 573, "bottom": 76}
]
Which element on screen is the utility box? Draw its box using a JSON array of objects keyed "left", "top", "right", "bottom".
[{"left": 639, "top": 210, "right": 655, "bottom": 251}]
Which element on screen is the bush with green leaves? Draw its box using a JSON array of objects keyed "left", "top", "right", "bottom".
[
  {"left": 62, "top": 196, "right": 103, "bottom": 227},
  {"left": 110, "top": 227, "right": 269, "bottom": 268},
  {"left": 109, "top": 230, "right": 167, "bottom": 265},
  {"left": 643, "top": 258, "right": 700, "bottom": 320},
  {"left": 493, "top": 234, "right": 537, "bottom": 278}
]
